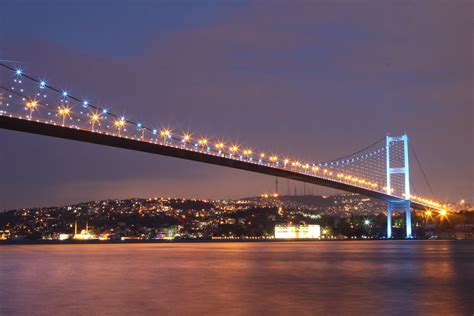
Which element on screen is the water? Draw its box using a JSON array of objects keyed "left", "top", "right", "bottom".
[{"left": 1, "top": 241, "right": 473, "bottom": 315}]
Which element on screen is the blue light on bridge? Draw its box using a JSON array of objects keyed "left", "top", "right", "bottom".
[
  {"left": 83, "top": 101, "right": 89, "bottom": 108},
  {"left": 62, "top": 91, "right": 68, "bottom": 97},
  {"left": 102, "top": 109, "right": 107, "bottom": 114},
  {"left": 15, "top": 68, "right": 22, "bottom": 76},
  {"left": 39, "top": 80, "right": 46, "bottom": 89}
]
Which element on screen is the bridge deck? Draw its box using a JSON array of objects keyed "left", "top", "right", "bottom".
[{"left": 0, "top": 115, "right": 431, "bottom": 210}]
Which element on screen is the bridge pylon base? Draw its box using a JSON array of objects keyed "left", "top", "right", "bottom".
[
  {"left": 387, "top": 203, "right": 392, "bottom": 239},
  {"left": 405, "top": 201, "right": 412, "bottom": 238},
  {"left": 387, "top": 201, "right": 412, "bottom": 239}
]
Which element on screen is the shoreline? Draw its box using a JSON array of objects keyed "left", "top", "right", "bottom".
[{"left": 1, "top": 238, "right": 469, "bottom": 245}]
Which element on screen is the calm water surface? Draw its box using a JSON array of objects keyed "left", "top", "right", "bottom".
[{"left": 1, "top": 241, "right": 473, "bottom": 315}]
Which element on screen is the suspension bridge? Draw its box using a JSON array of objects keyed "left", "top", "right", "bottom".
[{"left": 0, "top": 63, "right": 447, "bottom": 238}]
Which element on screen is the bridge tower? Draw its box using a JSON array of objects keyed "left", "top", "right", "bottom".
[{"left": 386, "top": 134, "right": 412, "bottom": 238}]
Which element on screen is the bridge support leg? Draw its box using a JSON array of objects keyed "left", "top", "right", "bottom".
[
  {"left": 387, "top": 203, "right": 392, "bottom": 239},
  {"left": 405, "top": 201, "right": 412, "bottom": 238}
]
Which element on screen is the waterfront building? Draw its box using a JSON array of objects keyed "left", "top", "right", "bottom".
[
  {"left": 155, "top": 227, "right": 179, "bottom": 240},
  {"left": 0, "top": 229, "right": 10, "bottom": 240},
  {"left": 72, "top": 221, "right": 96, "bottom": 240},
  {"left": 274, "top": 224, "right": 321, "bottom": 239}
]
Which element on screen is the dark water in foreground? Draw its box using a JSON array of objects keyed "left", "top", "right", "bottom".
[{"left": 1, "top": 241, "right": 473, "bottom": 315}]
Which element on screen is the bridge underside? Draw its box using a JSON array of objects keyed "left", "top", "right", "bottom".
[{"left": 0, "top": 115, "right": 430, "bottom": 211}]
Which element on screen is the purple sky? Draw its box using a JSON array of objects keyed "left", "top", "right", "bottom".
[{"left": 0, "top": 0, "right": 472, "bottom": 210}]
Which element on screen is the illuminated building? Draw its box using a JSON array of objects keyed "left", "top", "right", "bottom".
[
  {"left": 59, "top": 233, "right": 72, "bottom": 240},
  {"left": 274, "top": 224, "right": 320, "bottom": 239},
  {"left": 0, "top": 229, "right": 10, "bottom": 240},
  {"left": 72, "top": 221, "right": 96, "bottom": 240},
  {"left": 73, "top": 230, "right": 95, "bottom": 240},
  {"left": 155, "top": 227, "right": 179, "bottom": 240}
]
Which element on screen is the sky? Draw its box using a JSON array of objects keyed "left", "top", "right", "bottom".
[{"left": 0, "top": 0, "right": 472, "bottom": 210}]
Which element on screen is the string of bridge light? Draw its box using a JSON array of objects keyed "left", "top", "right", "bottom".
[
  {"left": 1, "top": 63, "right": 443, "bottom": 199},
  {"left": 0, "top": 64, "right": 388, "bottom": 192}
]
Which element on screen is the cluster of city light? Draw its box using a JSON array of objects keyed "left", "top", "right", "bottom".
[{"left": 2, "top": 64, "right": 448, "bottom": 212}]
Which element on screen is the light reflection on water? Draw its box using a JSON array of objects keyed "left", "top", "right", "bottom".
[{"left": 0, "top": 241, "right": 473, "bottom": 315}]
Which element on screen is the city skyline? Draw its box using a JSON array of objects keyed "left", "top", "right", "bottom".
[
  {"left": 1, "top": 1, "right": 472, "bottom": 210},
  {"left": 2, "top": 193, "right": 471, "bottom": 242}
]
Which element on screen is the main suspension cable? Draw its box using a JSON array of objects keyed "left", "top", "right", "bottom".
[{"left": 410, "top": 143, "right": 435, "bottom": 198}]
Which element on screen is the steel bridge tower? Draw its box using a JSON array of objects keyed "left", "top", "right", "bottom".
[{"left": 386, "top": 134, "right": 412, "bottom": 239}]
